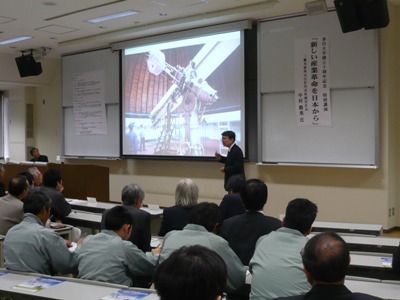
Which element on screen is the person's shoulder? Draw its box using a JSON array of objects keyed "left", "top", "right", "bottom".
[
  {"left": 352, "top": 293, "right": 383, "bottom": 300},
  {"left": 40, "top": 155, "right": 49, "bottom": 161},
  {"left": 223, "top": 193, "right": 242, "bottom": 202},
  {"left": 209, "top": 230, "right": 229, "bottom": 243},
  {"left": 224, "top": 213, "right": 245, "bottom": 224},
  {"left": 164, "top": 205, "right": 185, "bottom": 214},
  {"left": 262, "top": 215, "right": 282, "bottom": 225},
  {"left": 42, "top": 225, "right": 63, "bottom": 239},
  {"left": 255, "top": 230, "right": 275, "bottom": 243},
  {"left": 233, "top": 143, "right": 244, "bottom": 152},
  {"left": 127, "top": 206, "right": 150, "bottom": 218}
]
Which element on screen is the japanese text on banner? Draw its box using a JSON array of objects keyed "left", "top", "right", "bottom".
[{"left": 294, "top": 36, "right": 331, "bottom": 126}]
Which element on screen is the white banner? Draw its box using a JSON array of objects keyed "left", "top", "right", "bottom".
[
  {"left": 294, "top": 36, "right": 331, "bottom": 126},
  {"left": 72, "top": 70, "right": 107, "bottom": 135}
]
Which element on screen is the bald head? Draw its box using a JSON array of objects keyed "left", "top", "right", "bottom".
[{"left": 301, "top": 232, "right": 350, "bottom": 284}]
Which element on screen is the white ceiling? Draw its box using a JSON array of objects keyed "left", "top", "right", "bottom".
[{"left": 0, "top": 0, "right": 397, "bottom": 60}]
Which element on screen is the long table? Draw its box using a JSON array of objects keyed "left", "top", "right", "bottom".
[
  {"left": 348, "top": 252, "right": 400, "bottom": 281},
  {"left": 66, "top": 199, "right": 164, "bottom": 235},
  {"left": 308, "top": 233, "right": 400, "bottom": 254},
  {"left": 346, "top": 278, "right": 400, "bottom": 300},
  {"left": 279, "top": 215, "right": 383, "bottom": 236},
  {"left": 63, "top": 211, "right": 102, "bottom": 234},
  {"left": 340, "top": 235, "right": 400, "bottom": 253},
  {"left": 245, "top": 272, "right": 400, "bottom": 299},
  {"left": 312, "top": 221, "right": 383, "bottom": 236},
  {"left": 0, "top": 269, "right": 159, "bottom": 300},
  {"left": 67, "top": 199, "right": 164, "bottom": 216}
]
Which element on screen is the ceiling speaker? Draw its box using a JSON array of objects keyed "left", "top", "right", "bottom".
[
  {"left": 15, "top": 54, "right": 42, "bottom": 78},
  {"left": 334, "top": 0, "right": 389, "bottom": 33},
  {"left": 360, "top": 0, "right": 390, "bottom": 30},
  {"left": 334, "top": 0, "right": 363, "bottom": 33}
]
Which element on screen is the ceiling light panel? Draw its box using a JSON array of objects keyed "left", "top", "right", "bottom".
[
  {"left": 86, "top": 10, "right": 139, "bottom": 23},
  {"left": 0, "top": 36, "right": 32, "bottom": 45},
  {"left": 36, "top": 25, "right": 79, "bottom": 35},
  {"left": 150, "top": 0, "right": 207, "bottom": 8}
]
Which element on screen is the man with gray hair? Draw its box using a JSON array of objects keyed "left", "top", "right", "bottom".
[
  {"left": 28, "top": 167, "right": 43, "bottom": 190},
  {"left": 158, "top": 178, "right": 199, "bottom": 236},
  {"left": 101, "top": 183, "right": 151, "bottom": 253}
]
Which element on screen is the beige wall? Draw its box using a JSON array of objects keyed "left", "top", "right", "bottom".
[{"left": 7, "top": 5, "right": 400, "bottom": 229}]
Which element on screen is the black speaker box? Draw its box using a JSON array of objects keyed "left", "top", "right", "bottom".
[
  {"left": 15, "top": 54, "right": 42, "bottom": 77},
  {"left": 334, "top": 0, "right": 363, "bottom": 33},
  {"left": 334, "top": 0, "right": 390, "bottom": 33},
  {"left": 360, "top": 0, "right": 390, "bottom": 29}
]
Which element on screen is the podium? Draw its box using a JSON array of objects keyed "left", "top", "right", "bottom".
[
  {"left": 2, "top": 163, "right": 110, "bottom": 202},
  {"left": 48, "top": 163, "right": 109, "bottom": 202}
]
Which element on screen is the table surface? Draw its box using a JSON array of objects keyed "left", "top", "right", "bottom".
[
  {"left": 313, "top": 221, "right": 383, "bottom": 231},
  {"left": 0, "top": 270, "right": 159, "bottom": 300},
  {"left": 350, "top": 252, "right": 393, "bottom": 268},
  {"left": 346, "top": 278, "right": 400, "bottom": 300},
  {"left": 67, "top": 199, "right": 163, "bottom": 215}
]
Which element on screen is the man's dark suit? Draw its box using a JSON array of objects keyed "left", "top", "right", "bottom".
[
  {"left": 40, "top": 187, "right": 71, "bottom": 222},
  {"left": 158, "top": 205, "right": 193, "bottom": 236},
  {"left": 219, "top": 143, "right": 245, "bottom": 191},
  {"left": 274, "top": 284, "right": 382, "bottom": 300},
  {"left": 101, "top": 205, "right": 151, "bottom": 253},
  {"left": 31, "top": 155, "right": 49, "bottom": 162},
  {"left": 219, "top": 211, "right": 281, "bottom": 265},
  {"left": 219, "top": 193, "right": 245, "bottom": 220}
]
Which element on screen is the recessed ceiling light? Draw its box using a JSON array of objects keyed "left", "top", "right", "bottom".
[
  {"left": 159, "top": 13, "right": 167, "bottom": 16},
  {"left": 86, "top": 10, "right": 139, "bottom": 24},
  {"left": 0, "top": 36, "right": 32, "bottom": 45}
]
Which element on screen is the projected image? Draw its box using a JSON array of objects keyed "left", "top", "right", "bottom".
[{"left": 122, "top": 31, "right": 244, "bottom": 157}]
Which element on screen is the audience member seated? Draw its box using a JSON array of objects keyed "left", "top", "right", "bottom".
[
  {"left": 0, "top": 175, "right": 29, "bottom": 235},
  {"left": 28, "top": 167, "right": 43, "bottom": 190},
  {"left": 29, "top": 147, "right": 49, "bottom": 162},
  {"left": 275, "top": 232, "right": 382, "bottom": 300},
  {"left": 18, "top": 171, "right": 35, "bottom": 190},
  {"left": 220, "top": 178, "right": 281, "bottom": 266},
  {"left": 41, "top": 168, "right": 71, "bottom": 222},
  {"left": 250, "top": 198, "right": 318, "bottom": 300},
  {"left": 154, "top": 245, "right": 227, "bottom": 300},
  {"left": 0, "top": 163, "right": 6, "bottom": 197},
  {"left": 4, "top": 191, "right": 78, "bottom": 275},
  {"left": 159, "top": 202, "right": 246, "bottom": 293},
  {"left": 101, "top": 183, "right": 151, "bottom": 252},
  {"left": 219, "top": 174, "right": 246, "bottom": 220},
  {"left": 76, "top": 206, "right": 158, "bottom": 286},
  {"left": 158, "top": 178, "right": 198, "bottom": 236}
]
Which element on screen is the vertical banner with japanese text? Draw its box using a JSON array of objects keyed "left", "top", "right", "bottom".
[
  {"left": 72, "top": 70, "right": 107, "bottom": 135},
  {"left": 294, "top": 36, "right": 331, "bottom": 126}
]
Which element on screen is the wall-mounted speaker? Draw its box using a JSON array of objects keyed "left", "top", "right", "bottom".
[
  {"left": 334, "top": 0, "right": 390, "bottom": 33},
  {"left": 15, "top": 54, "right": 42, "bottom": 77},
  {"left": 334, "top": 0, "right": 363, "bottom": 33},
  {"left": 360, "top": 0, "right": 390, "bottom": 30}
]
